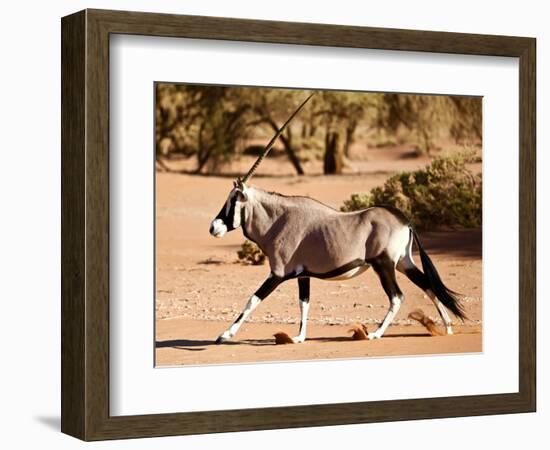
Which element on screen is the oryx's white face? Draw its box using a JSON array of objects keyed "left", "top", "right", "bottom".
[{"left": 209, "top": 181, "right": 248, "bottom": 238}]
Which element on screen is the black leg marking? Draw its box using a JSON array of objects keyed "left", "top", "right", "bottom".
[
  {"left": 255, "top": 275, "right": 284, "bottom": 299},
  {"left": 368, "top": 253, "right": 405, "bottom": 339},
  {"left": 295, "top": 277, "right": 311, "bottom": 343},
  {"left": 298, "top": 277, "right": 310, "bottom": 302},
  {"left": 234, "top": 312, "right": 244, "bottom": 324},
  {"left": 216, "top": 274, "right": 284, "bottom": 344},
  {"left": 370, "top": 254, "right": 403, "bottom": 301}
]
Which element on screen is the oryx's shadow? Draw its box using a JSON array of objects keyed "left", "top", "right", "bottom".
[
  {"left": 155, "top": 338, "right": 274, "bottom": 351},
  {"left": 305, "top": 332, "right": 432, "bottom": 343},
  {"left": 304, "top": 336, "right": 357, "bottom": 343},
  {"left": 375, "top": 332, "right": 433, "bottom": 338}
]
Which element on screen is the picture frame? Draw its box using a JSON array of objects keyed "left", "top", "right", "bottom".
[{"left": 61, "top": 8, "right": 536, "bottom": 441}]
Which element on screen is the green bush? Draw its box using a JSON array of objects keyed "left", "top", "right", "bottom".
[
  {"left": 237, "top": 240, "right": 267, "bottom": 265},
  {"left": 340, "top": 152, "right": 482, "bottom": 229}
]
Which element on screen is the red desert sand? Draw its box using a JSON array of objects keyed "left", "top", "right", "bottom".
[{"left": 155, "top": 152, "right": 482, "bottom": 366}]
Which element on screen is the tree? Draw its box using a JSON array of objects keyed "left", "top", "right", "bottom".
[
  {"left": 314, "top": 91, "right": 381, "bottom": 174},
  {"left": 323, "top": 131, "right": 344, "bottom": 174},
  {"left": 155, "top": 84, "right": 482, "bottom": 175},
  {"left": 155, "top": 84, "right": 310, "bottom": 175},
  {"left": 376, "top": 93, "right": 482, "bottom": 155},
  {"left": 247, "top": 88, "right": 308, "bottom": 175},
  {"left": 155, "top": 84, "right": 254, "bottom": 173}
]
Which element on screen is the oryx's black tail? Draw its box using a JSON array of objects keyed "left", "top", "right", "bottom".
[{"left": 411, "top": 228, "right": 467, "bottom": 321}]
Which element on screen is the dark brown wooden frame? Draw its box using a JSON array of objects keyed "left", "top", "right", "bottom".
[{"left": 61, "top": 8, "right": 536, "bottom": 441}]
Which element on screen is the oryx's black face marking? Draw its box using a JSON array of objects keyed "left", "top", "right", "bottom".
[{"left": 209, "top": 184, "right": 247, "bottom": 238}]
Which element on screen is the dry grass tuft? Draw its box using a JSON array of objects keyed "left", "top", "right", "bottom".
[
  {"left": 273, "top": 332, "right": 295, "bottom": 345},
  {"left": 237, "top": 240, "right": 267, "bottom": 265},
  {"left": 348, "top": 323, "right": 370, "bottom": 340},
  {"left": 408, "top": 309, "right": 444, "bottom": 336}
]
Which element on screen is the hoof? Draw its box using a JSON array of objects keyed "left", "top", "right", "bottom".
[{"left": 215, "top": 336, "right": 226, "bottom": 344}]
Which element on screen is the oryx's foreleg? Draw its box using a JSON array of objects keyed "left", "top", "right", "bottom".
[
  {"left": 292, "top": 278, "right": 310, "bottom": 343},
  {"left": 396, "top": 252, "right": 454, "bottom": 335},
  {"left": 368, "top": 254, "right": 404, "bottom": 340},
  {"left": 216, "top": 274, "right": 282, "bottom": 344}
]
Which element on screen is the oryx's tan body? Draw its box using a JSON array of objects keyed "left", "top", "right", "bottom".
[{"left": 241, "top": 187, "right": 410, "bottom": 278}]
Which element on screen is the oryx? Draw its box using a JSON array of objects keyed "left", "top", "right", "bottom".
[{"left": 209, "top": 94, "right": 466, "bottom": 344}]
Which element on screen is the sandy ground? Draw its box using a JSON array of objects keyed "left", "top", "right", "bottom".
[
  {"left": 156, "top": 322, "right": 481, "bottom": 366},
  {"left": 155, "top": 152, "right": 482, "bottom": 366}
]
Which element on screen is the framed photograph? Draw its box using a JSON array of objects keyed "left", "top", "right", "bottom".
[{"left": 61, "top": 9, "right": 536, "bottom": 441}]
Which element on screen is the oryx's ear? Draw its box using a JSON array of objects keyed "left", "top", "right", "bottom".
[
  {"left": 234, "top": 178, "right": 248, "bottom": 202},
  {"left": 236, "top": 188, "right": 248, "bottom": 202}
]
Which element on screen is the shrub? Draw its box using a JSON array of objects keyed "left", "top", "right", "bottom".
[
  {"left": 237, "top": 240, "right": 267, "bottom": 265},
  {"left": 340, "top": 152, "right": 482, "bottom": 229}
]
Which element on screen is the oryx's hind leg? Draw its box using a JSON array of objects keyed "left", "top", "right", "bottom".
[
  {"left": 292, "top": 278, "right": 310, "bottom": 343},
  {"left": 396, "top": 240, "right": 454, "bottom": 335},
  {"left": 216, "top": 274, "right": 282, "bottom": 344},
  {"left": 428, "top": 290, "right": 454, "bottom": 335},
  {"left": 368, "top": 254, "right": 404, "bottom": 340}
]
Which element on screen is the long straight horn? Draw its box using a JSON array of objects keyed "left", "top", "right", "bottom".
[{"left": 240, "top": 93, "right": 314, "bottom": 184}]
